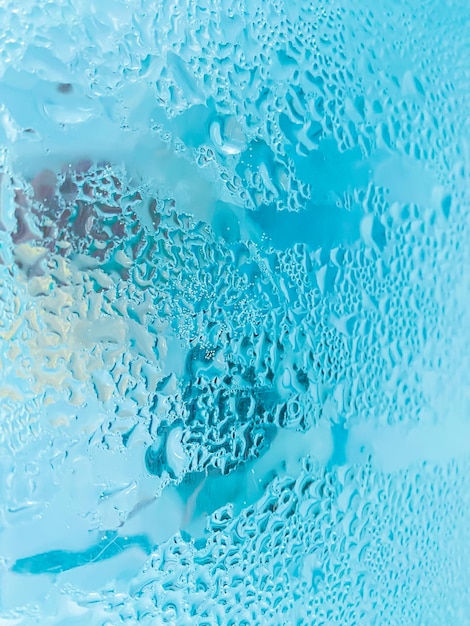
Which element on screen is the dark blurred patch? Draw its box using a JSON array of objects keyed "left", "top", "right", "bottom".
[{"left": 57, "top": 83, "right": 73, "bottom": 94}]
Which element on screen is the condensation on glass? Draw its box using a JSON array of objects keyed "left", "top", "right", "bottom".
[{"left": 0, "top": 0, "right": 469, "bottom": 624}]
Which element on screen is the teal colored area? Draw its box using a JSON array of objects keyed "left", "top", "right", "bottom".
[
  {"left": 12, "top": 532, "right": 152, "bottom": 575},
  {"left": 0, "top": 0, "right": 469, "bottom": 624}
]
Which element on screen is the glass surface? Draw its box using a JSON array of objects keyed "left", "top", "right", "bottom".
[{"left": 0, "top": 0, "right": 469, "bottom": 624}]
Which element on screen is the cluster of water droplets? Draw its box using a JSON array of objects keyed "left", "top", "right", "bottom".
[{"left": 0, "top": 0, "right": 469, "bottom": 623}]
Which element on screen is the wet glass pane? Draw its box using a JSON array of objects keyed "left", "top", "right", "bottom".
[{"left": 0, "top": 1, "right": 469, "bottom": 623}]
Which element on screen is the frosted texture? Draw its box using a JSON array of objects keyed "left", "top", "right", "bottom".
[{"left": 0, "top": 0, "right": 469, "bottom": 623}]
